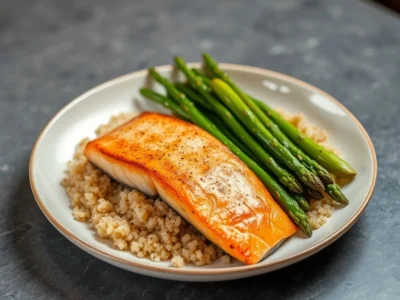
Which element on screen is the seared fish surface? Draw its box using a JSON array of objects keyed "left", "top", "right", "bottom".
[{"left": 85, "top": 112, "right": 296, "bottom": 264}]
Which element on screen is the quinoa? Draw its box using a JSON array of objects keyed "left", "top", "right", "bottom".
[
  {"left": 62, "top": 110, "right": 343, "bottom": 267},
  {"left": 61, "top": 113, "right": 224, "bottom": 267}
]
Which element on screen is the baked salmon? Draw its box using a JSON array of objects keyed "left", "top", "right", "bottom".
[{"left": 84, "top": 112, "right": 297, "bottom": 264}]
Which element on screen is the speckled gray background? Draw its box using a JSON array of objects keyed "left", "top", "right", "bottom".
[{"left": 1, "top": 0, "right": 399, "bottom": 299}]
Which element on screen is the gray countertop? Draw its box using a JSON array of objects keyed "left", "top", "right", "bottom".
[{"left": 1, "top": 0, "right": 399, "bottom": 299}]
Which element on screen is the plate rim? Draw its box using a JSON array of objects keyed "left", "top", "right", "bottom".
[{"left": 29, "top": 62, "right": 378, "bottom": 276}]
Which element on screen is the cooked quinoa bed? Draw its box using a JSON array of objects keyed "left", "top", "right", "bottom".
[{"left": 61, "top": 111, "right": 340, "bottom": 267}]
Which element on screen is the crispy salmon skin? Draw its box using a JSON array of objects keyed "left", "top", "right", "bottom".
[{"left": 84, "top": 112, "right": 297, "bottom": 264}]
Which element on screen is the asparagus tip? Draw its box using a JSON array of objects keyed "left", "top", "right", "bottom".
[
  {"left": 303, "top": 223, "right": 313, "bottom": 237},
  {"left": 315, "top": 165, "right": 334, "bottom": 185},
  {"left": 303, "top": 172, "right": 325, "bottom": 192},
  {"left": 327, "top": 184, "right": 349, "bottom": 205},
  {"left": 174, "top": 56, "right": 183, "bottom": 64}
]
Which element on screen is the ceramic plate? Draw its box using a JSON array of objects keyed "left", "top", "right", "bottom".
[{"left": 29, "top": 63, "right": 377, "bottom": 281}]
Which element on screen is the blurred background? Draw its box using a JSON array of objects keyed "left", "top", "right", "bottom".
[{"left": 1, "top": 0, "right": 399, "bottom": 299}]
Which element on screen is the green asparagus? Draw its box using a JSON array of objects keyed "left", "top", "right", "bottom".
[
  {"left": 255, "top": 100, "right": 357, "bottom": 177},
  {"left": 174, "top": 83, "right": 212, "bottom": 110},
  {"left": 203, "top": 54, "right": 325, "bottom": 190},
  {"left": 326, "top": 183, "right": 349, "bottom": 205},
  {"left": 292, "top": 194, "right": 310, "bottom": 212},
  {"left": 250, "top": 99, "right": 350, "bottom": 204},
  {"left": 246, "top": 108, "right": 333, "bottom": 184},
  {"left": 207, "top": 113, "right": 262, "bottom": 165},
  {"left": 174, "top": 56, "right": 303, "bottom": 194},
  {"left": 210, "top": 77, "right": 324, "bottom": 191},
  {"left": 189, "top": 72, "right": 348, "bottom": 203},
  {"left": 148, "top": 67, "right": 312, "bottom": 236},
  {"left": 192, "top": 68, "right": 211, "bottom": 84},
  {"left": 139, "top": 88, "right": 190, "bottom": 121},
  {"left": 304, "top": 187, "right": 323, "bottom": 201},
  {"left": 194, "top": 66, "right": 333, "bottom": 183}
]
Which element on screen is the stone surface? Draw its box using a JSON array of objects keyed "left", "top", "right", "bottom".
[{"left": 1, "top": 0, "right": 399, "bottom": 299}]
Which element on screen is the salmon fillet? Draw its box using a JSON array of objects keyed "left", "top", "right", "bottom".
[{"left": 84, "top": 112, "right": 297, "bottom": 264}]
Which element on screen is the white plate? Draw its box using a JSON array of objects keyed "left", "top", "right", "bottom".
[{"left": 29, "top": 63, "right": 377, "bottom": 281}]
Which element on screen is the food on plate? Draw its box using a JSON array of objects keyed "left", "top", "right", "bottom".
[
  {"left": 188, "top": 65, "right": 349, "bottom": 204},
  {"left": 202, "top": 55, "right": 351, "bottom": 203},
  {"left": 212, "top": 80, "right": 348, "bottom": 205},
  {"left": 178, "top": 57, "right": 324, "bottom": 193},
  {"left": 63, "top": 114, "right": 230, "bottom": 267},
  {"left": 62, "top": 53, "right": 357, "bottom": 267},
  {"left": 174, "top": 59, "right": 303, "bottom": 195},
  {"left": 255, "top": 99, "right": 357, "bottom": 177},
  {"left": 144, "top": 68, "right": 312, "bottom": 236},
  {"left": 84, "top": 112, "right": 297, "bottom": 264},
  {"left": 291, "top": 194, "right": 310, "bottom": 212}
]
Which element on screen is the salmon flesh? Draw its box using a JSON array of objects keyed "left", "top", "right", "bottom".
[{"left": 84, "top": 112, "right": 297, "bottom": 264}]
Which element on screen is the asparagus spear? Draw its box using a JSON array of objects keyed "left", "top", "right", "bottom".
[
  {"left": 174, "top": 57, "right": 303, "bottom": 194},
  {"left": 248, "top": 97, "right": 350, "bottom": 203},
  {"left": 194, "top": 67, "right": 333, "bottom": 184},
  {"left": 204, "top": 91, "right": 346, "bottom": 206},
  {"left": 203, "top": 53, "right": 355, "bottom": 178},
  {"left": 203, "top": 54, "right": 324, "bottom": 191},
  {"left": 245, "top": 109, "right": 333, "bottom": 184},
  {"left": 254, "top": 100, "right": 351, "bottom": 204},
  {"left": 210, "top": 78, "right": 324, "bottom": 192},
  {"left": 197, "top": 58, "right": 349, "bottom": 203},
  {"left": 205, "top": 94, "right": 311, "bottom": 198},
  {"left": 174, "top": 83, "right": 212, "bottom": 110},
  {"left": 207, "top": 113, "right": 262, "bottom": 165},
  {"left": 254, "top": 100, "right": 357, "bottom": 177},
  {"left": 196, "top": 68, "right": 333, "bottom": 181},
  {"left": 189, "top": 74, "right": 348, "bottom": 204},
  {"left": 147, "top": 67, "right": 312, "bottom": 236},
  {"left": 326, "top": 183, "right": 348, "bottom": 204},
  {"left": 139, "top": 88, "right": 190, "bottom": 121},
  {"left": 292, "top": 194, "right": 310, "bottom": 212},
  {"left": 192, "top": 68, "right": 212, "bottom": 84},
  {"left": 304, "top": 187, "right": 323, "bottom": 201}
]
